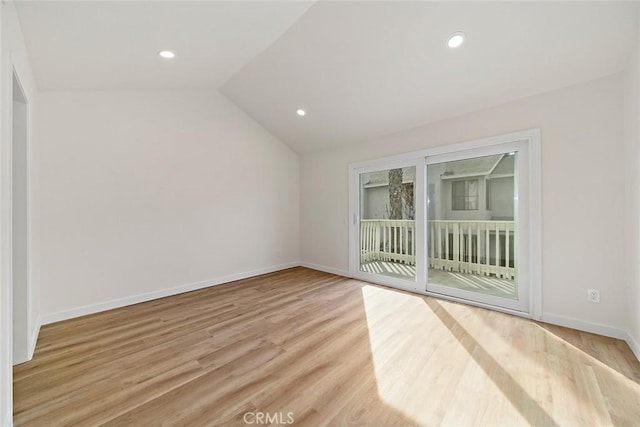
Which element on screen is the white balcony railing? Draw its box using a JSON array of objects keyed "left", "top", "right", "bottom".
[
  {"left": 360, "top": 219, "right": 515, "bottom": 279},
  {"left": 429, "top": 220, "right": 515, "bottom": 280},
  {"left": 361, "top": 219, "right": 416, "bottom": 265}
]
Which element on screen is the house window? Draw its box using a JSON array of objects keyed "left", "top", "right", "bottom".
[{"left": 452, "top": 180, "right": 478, "bottom": 210}]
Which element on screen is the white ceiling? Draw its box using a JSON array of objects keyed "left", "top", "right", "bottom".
[
  {"left": 15, "top": 1, "right": 639, "bottom": 152},
  {"left": 222, "top": 1, "right": 638, "bottom": 151},
  {"left": 14, "top": 1, "right": 314, "bottom": 90}
]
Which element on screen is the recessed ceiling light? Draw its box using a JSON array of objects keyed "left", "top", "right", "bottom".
[
  {"left": 447, "top": 32, "right": 465, "bottom": 49},
  {"left": 296, "top": 109, "right": 306, "bottom": 116},
  {"left": 159, "top": 50, "right": 175, "bottom": 59}
]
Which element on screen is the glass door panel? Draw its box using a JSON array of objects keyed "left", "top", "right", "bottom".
[
  {"left": 426, "top": 148, "right": 528, "bottom": 312},
  {"left": 359, "top": 166, "right": 416, "bottom": 282}
]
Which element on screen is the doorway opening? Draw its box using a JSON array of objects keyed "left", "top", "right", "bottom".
[{"left": 12, "top": 70, "right": 30, "bottom": 364}]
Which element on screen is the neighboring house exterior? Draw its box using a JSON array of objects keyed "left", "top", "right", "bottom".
[
  {"left": 359, "top": 155, "right": 516, "bottom": 278},
  {"left": 361, "top": 167, "right": 416, "bottom": 220},
  {"left": 361, "top": 154, "right": 515, "bottom": 221}
]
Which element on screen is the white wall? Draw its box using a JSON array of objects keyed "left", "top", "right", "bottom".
[
  {"left": 1, "top": 1, "right": 40, "bottom": 425},
  {"left": 490, "top": 177, "right": 515, "bottom": 220},
  {"left": 301, "top": 74, "right": 627, "bottom": 331},
  {"left": 623, "top": 9, "right": 640, "bottom": 358},
  {"left": 362, "top": 186, "right": 389, "bottom": 219},
  {"left": 38, "top": 90, "right": 299, "bottom": 319}
]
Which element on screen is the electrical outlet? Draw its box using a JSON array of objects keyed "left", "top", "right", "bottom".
[{"left": 587, "top": 289, "right": 600, "bottom": 303}]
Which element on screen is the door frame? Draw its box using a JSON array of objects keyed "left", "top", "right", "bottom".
[
  {"left": 425, "top": 140, "right": 530, "bottom": 313},
  {"left": 8, "top": 63, "right": 33, "bottom": 365},
  {"left": 349, "top": 157, "right": 426, "bottom": 293},
  {"left": 348, "top": 128, "right": 542, "bottom": 319}
]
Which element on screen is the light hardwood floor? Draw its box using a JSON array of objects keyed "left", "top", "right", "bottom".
[{"left": 13, "top": 267, "right": 640, "bottom": 426}]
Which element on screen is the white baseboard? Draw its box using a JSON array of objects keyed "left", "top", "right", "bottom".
[
  {"left": 541, "top": 313, "right": 628, "bottom": 340},
  {"left": 625, "top": 330, "right": 640, "bottom": 362},
  {"left": 28, "top": 317, "right": 41, "bottom": 360},
  {"left": 34, "top": 261, "right": 640, "bottom": 365},
  {"left": 41, "top": 262, "right": 299, "bottom": 325},
  {"left": 518, "top": 313, "right": 640, "bottom": 363},
  {"left": 299, "top": 261, "right": 350, "bottom": 278}
]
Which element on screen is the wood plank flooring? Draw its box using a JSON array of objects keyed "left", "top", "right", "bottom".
[{"left": 13, "top": 267, "right": 640, "bottom": 426}]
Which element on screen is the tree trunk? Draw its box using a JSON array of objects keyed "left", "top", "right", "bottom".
[
  {"left": 388, "top": 169, "right": 403, "bottom": 255},
  {"left": 388, "top": 169, "right": 403, "bottom": 219},
  {"left": 403, "top": 183, "right": 414, "bottom": 220}
]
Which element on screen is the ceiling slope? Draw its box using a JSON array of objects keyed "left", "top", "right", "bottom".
[
  {"left": 15, "top": 1, "right": 314, "bottom": 90},
  {"left": 221, "top": 1, "right": 637, "bottom": 152},
  {"left": 15, "top": 1, "right": 638, "bottom": 152}
]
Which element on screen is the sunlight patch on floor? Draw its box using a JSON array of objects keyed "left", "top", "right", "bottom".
[
  {"left": 360, "top": 284, "right": 640, "bottom": 425},
  {"left": 360, "top": 285, "right": 527, "bottom": 425},
  {"left": 361, "top": 261, "right": 415, "bottom": 278},
  {"left": 360, "top": 261, "right": 516, "bottom": 298}
]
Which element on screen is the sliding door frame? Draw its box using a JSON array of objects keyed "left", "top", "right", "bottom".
[
  {"left": 425, "top": 140, "right": 529, "bottom": 312},
  {"left": 348, "top": 128, "right": 542, "bottom": 319},
  {"left": 349, "top": 157, "right": 426, "bottom": 293}
]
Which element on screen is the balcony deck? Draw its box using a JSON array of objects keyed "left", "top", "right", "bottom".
[{"left": 360, "top": 260, "right": 516, "bottom": 299}]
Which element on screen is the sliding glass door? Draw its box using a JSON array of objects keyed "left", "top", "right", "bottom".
[
  {"left": 351, "top": 160, "right": 425, "bottom": 291},
  {"left": 425, "top": 141, "right": 529, "bottom": 312},
  {"left": 349, "top": 133, "right": 536, "bottom": 315}
]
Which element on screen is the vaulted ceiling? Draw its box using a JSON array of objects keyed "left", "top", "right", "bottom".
[
  {"left": 16, "top": 1, "right": 638, "bottom": 152},
  {"left": 15, "top": 1, "right": 314, "bottom": 89}
]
